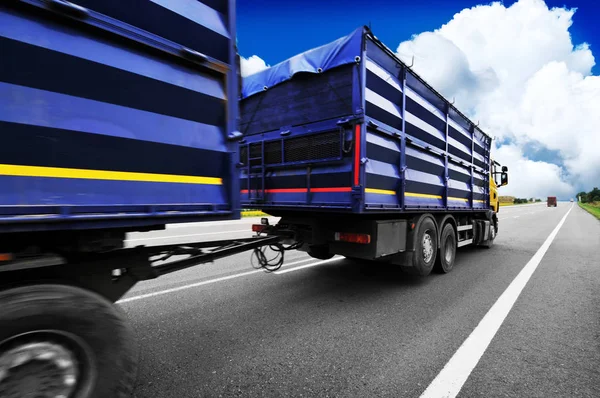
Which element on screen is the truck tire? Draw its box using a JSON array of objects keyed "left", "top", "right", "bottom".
[
  {"left": 434, "top": 223, "right": 456, "bottom": 274},
  {"left": 401, "top": 217, "right": 437, "bottom": 277},
  {"left": 0, "top": 284, "right": 138, "bottom": 398}
]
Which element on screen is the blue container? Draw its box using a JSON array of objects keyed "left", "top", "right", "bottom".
[
  {"left": 0, "top": 0, "right": 240, "bottom": 233},
  {"left": 240, "top": 27, "right": 492, "bottom": 214}
]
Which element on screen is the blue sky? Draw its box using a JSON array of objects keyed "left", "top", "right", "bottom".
[{"left": 237, "top": 0, "right": 599, "bottom": 75}]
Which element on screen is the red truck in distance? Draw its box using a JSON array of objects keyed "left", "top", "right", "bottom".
[{"left": 547, "top": 196, "right": 557, "bottom": 207}]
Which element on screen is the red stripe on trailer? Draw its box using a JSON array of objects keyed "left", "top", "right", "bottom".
[
  {"left": 241, "top": 187, "right": 352, "bottom": 194},
  {"left": 354, "top": 124, "right": 361, "bottom": 187}
]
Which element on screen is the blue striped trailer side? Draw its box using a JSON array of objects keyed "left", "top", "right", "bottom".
[
  {"left": 0, "top": 1, "right": 240, "bottom": 232},
  {"left": 363, "top": 34, "right": 491, "bottom": 212}
]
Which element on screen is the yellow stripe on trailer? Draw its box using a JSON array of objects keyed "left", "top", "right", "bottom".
[
  {"left": 365, "top": 188, "right": 396, "bottom": 195},
  {"left": 0, "top": 164, "right": 222, "bottom": 185},
  {"left": 405, "top": 192, "right": 443, "bottom": 199},
  {"left": 367, "top": 190, "right": 487, "bottom": 204}
]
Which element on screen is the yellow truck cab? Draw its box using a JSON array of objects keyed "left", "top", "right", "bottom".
[{"left": 490, "top": 160, "right": 509, "bottom": 213}]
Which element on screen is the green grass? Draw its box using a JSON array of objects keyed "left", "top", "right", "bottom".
[{"left": 579, "top": 202, "right": 600, "bottom": 220}]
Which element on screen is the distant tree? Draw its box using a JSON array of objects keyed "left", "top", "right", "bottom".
[
  {"left": 577, "top": 191, "right": 588, "bottom": 203},
  {"left": 589, "top": 187, "right": 600, "bottom": 203},
  {"left": 535, "top": 199, "right": 542, "bottom": 202}
]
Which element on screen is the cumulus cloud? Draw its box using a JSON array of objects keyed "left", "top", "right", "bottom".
[
  {"left": 395, "top": 0, "right": 599, "bottom": 198},
  {"left": 240, "top": 55, "right": 269, "bottom": 77}
]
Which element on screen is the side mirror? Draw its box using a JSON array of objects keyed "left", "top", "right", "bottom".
[
  {"left": 500, "top": 172, "right": 508, "bottom": 186},
  {"left": 502, "top": 166, "right": 508, "bottom": 172}
]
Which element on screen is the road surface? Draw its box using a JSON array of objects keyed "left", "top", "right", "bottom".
[{"left": 118, "top": 202, "right": 600, "bottom": 398}]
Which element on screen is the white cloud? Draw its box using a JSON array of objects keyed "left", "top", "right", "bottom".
[
  {"left": 240, "top": 55, "right": 269, "bottom": 77},
  {"left": 494, "top": 144, "right": 574, "bottom": 198},
  {"left": 395, "top": 0, "right": 599, "bottom": 197}
]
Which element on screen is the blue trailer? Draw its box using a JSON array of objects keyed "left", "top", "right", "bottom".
[
  {"left": 241, "top": 27, "right": 509, "bottom": 273},
  {"left": 0, "top": 1, "right": 278, "bottom": 396}
]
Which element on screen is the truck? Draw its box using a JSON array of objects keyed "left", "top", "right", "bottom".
[
  {"left": 0, "top": 1, "right": 283, "bottom": 396},
  {"left": 548, "top": 196, "right": 558, "bottom": 207},
  {"left": 240, "top": 26, "right": 509, "bottom": 275}
]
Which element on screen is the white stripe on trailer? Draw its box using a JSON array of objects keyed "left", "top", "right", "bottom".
[
  {"left": 404, "top": 86, "right": 447, "bottom": 122},
  {"left": 404, "top": 111, "right": 445, "bottom": 140},
  {"left": 365, "top": 58, "right": 403, "bottom": 92},
  {"left": 366, "top": 88, "right": 403, "bottom": 119},
  {"left": 448, "top": 117, "right": 470, "bottom": 138},
  {"left": 457, "top": 225, "right": 473, "bottom": 232}
]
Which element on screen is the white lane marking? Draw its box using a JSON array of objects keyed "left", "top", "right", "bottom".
[
  {"left": 127, "top": 230, "right": 249, "bottom": 242},
  {"left": 274, "top": 257, "right": 343, "bottom": 274},
  {"left": 420, "top": 204, "right": 573, "bottom": 398},
  {"left": 513, "top": 216, "right": 520, "bottom": 218},
  {"left": 118, "top": 257, "right": 325, "bottom": 304}
]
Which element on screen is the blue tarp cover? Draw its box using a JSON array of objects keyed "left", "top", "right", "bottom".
[{"left": 242, "top": 26, "right": 364, "bottom": 99}]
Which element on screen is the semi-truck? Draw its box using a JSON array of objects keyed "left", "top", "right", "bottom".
[
  {"left": 548, "top": 196, "right": 558, "bottom": 207},
  {"left": 240, "top": 26, "right": 509, "bottom": 276},
  {"left": 0, "top": 2, "right": 508, "bottom": 397}
]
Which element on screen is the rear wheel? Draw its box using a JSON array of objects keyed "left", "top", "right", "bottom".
[
  {"left": 401, "top": 217, "right": 437, "bottom": 277},
  {"left": 0, "top": 284, "right": 138, "bottom": 398},
  {"left": 434, "top": 223, "right": 456, "bottom": 273}
]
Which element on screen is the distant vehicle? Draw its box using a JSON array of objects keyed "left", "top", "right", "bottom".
[
  {"left": 570, "top": 198, "right": 574, "bottom": 202},
  {"left": 547, "top": 196, "right": 558, "bottom": 207}
]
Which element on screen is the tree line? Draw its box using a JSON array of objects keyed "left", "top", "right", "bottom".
[{"left": 577, "top": 187, "right": 600, "bottom": 203}]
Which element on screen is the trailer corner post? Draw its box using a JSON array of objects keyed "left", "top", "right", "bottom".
[
  {"left": 352, "top": 123, "right": 365, "bottom": 213},
  {"left": 226, "top": 0, "right": 241, "bottom": 219},
  {"left": 400, "top": 65, "right": 408, "bottom": 210},
  {"left": 444, "top": 103, "right": 450, "bottom": 210},
  {"left": 469, "top": 124, "right": 475, "bottom": 210}
]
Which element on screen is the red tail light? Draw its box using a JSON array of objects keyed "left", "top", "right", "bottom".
[
  {"left": 252, "top": 224, "right": 267, "bottom": 233},
  {"left": 334, "top": 232, "right": 371, "bottom": 244}
]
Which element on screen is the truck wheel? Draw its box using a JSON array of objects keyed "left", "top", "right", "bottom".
[
  {"left": 434, "top": 223, "right": 456, "bottom": 274},
  {"left": 0, "top": 284, "right": 137, "bottom": 398},
  {"left": 401, "top": 217, "right": 437, "bottom": 276}
]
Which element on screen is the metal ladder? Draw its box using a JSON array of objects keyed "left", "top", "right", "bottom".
[{"left": 246, "top": 141, "right": 266, "bottom": 203}]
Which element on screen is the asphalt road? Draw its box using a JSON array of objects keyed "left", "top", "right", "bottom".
[{"left": 118, "top": 202, "right": 600, "bottom": 398}]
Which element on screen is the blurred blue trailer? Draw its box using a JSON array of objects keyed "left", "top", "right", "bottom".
[
  {"left": 0, "top": 0, "right": 241, "bottom": 233},
  {"left": 240, "top": 27, "right": 509, "bottom": 274},
  {"left": 0, "top": 2, "right": 276, "bottom": 396}
]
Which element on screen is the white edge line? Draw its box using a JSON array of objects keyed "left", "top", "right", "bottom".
[
  {"left": 419, "top": 204, "right": 573, "bottom": 398},
  {"left": 274, "top": 256, "right": 343, "bottom": 274},
  {"left": 117, "top": 257, "right": 332, "bottom": 304}
]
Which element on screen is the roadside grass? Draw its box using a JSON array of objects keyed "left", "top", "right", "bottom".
[
  {"left": 579, "top": 202, "right": 600, "bottom": 220},
  {"left": 499, "top": 202, "right": 538, "bottom": 207}
]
